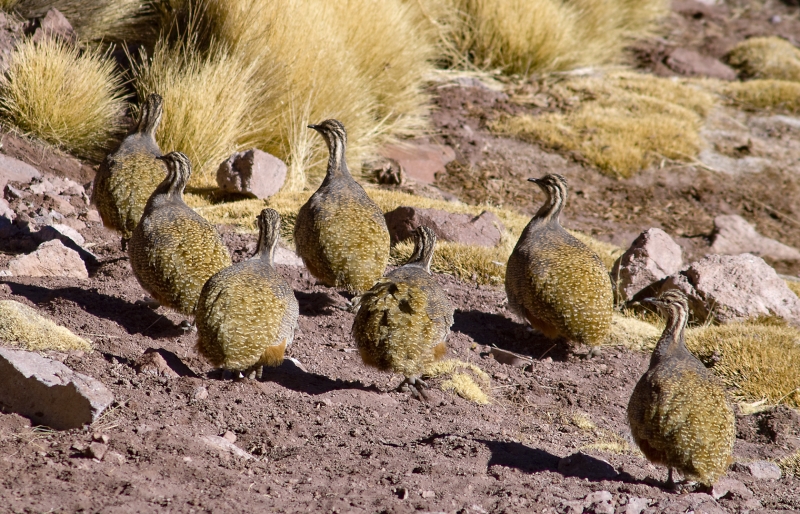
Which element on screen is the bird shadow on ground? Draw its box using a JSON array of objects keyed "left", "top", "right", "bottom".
[
  {"left": 478, "top": 440, "right": 560, "bottom": 474},
  {"left": 3, "top": 280, "right": 186, "bottom": 338},
  {"left": 453, "top": 310, "right": 571, "bottom": 361},
  {"left": 295, "top": 290, "right": 342, "bottom": 317}
]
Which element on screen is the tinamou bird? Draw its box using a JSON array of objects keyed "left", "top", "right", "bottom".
[
  {"left": 505, "top": 174, "right": 612, "bottom": 346},
  {"left": 628, "top": 290, "right": 735, "bottom": 489},
  {"left": 196, "top": 208, "right": 299, "bottom": 379},
  {"left": 352, "top": 226, "right": 453, "bottom": 399},
  {"left": 128, "top": 152, "right": 231, "bottom": 317},
  {"left": 294, "top": 119, "right": 390, "bottom": 294},
  {"left": 92, "top": 93, "right": 166, "bottom": 249}
]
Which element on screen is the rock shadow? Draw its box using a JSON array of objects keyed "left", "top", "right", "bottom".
[
  {"left": 478, "top": 439, "right": 560, "bottom": 474},
  {"left": 3, "top": 281, "right": 186, "bottom": 338},
  {"left": 453, "top": 310, "right": 571, "bottom": 361}
]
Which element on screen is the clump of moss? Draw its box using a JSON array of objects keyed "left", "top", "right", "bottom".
[
  {"left": 425, "top": 359, "right": 491, "bottom": 404},
  {"left": 0, "top": 300, "right": 92, "bottom": 352},
  {"left": 726, "top": 37, "right": 800, "bottom": 82},
  {"left": 721, "top": 79, "right": 800, "bottom": 114},
  {"left": 0, "top": 37, "right": 126, "bottom": 159},
  {"left": 492, "top": 72, "right": 715, "bottom": 177}
]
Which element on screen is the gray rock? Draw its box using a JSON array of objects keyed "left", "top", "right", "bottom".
[
  {"left": 7, "top": 239, "right": 89, "bottom": 279},
  {"left": 711, "top": 215, "right": 800, "bottom": 262},
  {"left": 584, "top": 491, "right": 614, "bottom": 514},
  {"left": 743, "top": 460, "right": 782, "bottom": 480},
  {"left": 384, "top": 206, "right": 505, "bottom": 247},
  {"left": 612, "top": 228, "right": 683, "bottom": 302},
  {"left": 379, "top": 141, "right": 456, "bottom": 185},
  {"left": 666, "top": 48, "right": 737, "bottom": 80},
  {"left": 217, "top": 149, "right": 286, "bottom": 199},
  {"left": 30, "top": 8, "right": 76, "bottom": 44},
  {"left": 661, "top": 253, "right": 800, "bottom": 324},
  {"left": 711, "top": 477, "right": 753, "bottom": 500},
  {"left": 274, "top": 245, "right": 304, "bottom": 267},
  {"left": 0, "top": 197, "right": 14, "bottom": 222},
  {"left": 35, "top": 223, "right": 98, "bottom": 265},
  {"left": 0, "top": 153, "right": 41, "bottom": 191},
  {"left": 624, "top": 497, "right": 650, "bottom": 514},
  {"left": 557, "top": 452, "right": 618, "bottom": 481},
  {"left": 0, "top": 347, "right": 114, "bottom": 430},
  {"left": 199, "top": 435, "right": 253, "bottom": 460}
]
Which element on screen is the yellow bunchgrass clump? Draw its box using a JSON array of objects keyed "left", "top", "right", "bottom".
[
  {"left": 130, "top": 38, "right": 262, "bottom": 186},
  {"left": 15, "top": 0, "right": 155, "bottom": 43},
  {"left": 186, "top": 186, "right": 621, "bottom": 285},
  {"left": 0, "top": 37, "right": 126, "bottom": 159},
  {"left": 603, "top": 311, "right": 663, "bottom": 350},
  {"left": 779, "top": 450, "right": 800, "bottom": 479},
  {"left": 493, "top": 71, "right": 715, "bottom": 177},
  {"left": 0, "top": 300, "right": 92, "bottom": 352},
  {"left": 720, "top": 79, "right": 800, "bottom": 114},
  {"left": 0, "top": 0, "right": 19, "bottom": 10},
  {"left": 149, "top": 0, "right": 436, "bottom": 189},
  {"left": 785, "top": 280, "right": 800, "bottom": 299},
  {"left": 726, "top": 37, "right": 800, "bottom": 82},
  {"left": 685, "top": 320, "right": 800, "bottom": 408},
  {"left": 420, "top": 0, "right": 668, "bottom": 74},
  {"left": 425, "top": 359, "right": 491, "bottom": 404}
]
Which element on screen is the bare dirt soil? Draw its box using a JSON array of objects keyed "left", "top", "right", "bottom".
[{"left": 2, "top": 1, "right": 800, "bottom": 513}]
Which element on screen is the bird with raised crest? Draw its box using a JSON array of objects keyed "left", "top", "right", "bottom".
[
  {"left": 352, "top": 226, "right": 453, "bottom": 399},
  {"left": 128, "top": 151, "right": 231, "bottom": 317},
  {"left": 92, "top": 93, "right": 167, "bottom": 248},
  {"left": 505, "top": 174, "right": 612, "bottom": 346},
  {"left": 196, "top": 208, "right": 299, "bottom": 379},
  {"left": 294, "top": 119, "right": 390, "bottom": 294},
  {"left": 628, "top": 290, "right": 735, "bottom": 490}
]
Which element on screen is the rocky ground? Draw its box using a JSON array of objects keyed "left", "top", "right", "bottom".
[{"left": 1, "top": 0, "right": 800, "bottom": 513}]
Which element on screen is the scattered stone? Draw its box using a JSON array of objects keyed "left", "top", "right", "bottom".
[
  {"left": 379, "top": 141, "right": 456, "bottom": 185},
  {"left": 37, "top": 222, "right": 85, "bottom": 246},
  {"left": 489, "top": 347, "right": 531, "bottom": 368},
  {"left": 103, "top": 451, "right": 126, "bottom": 465},
  {"left": 216, "top": 149, "right": 286, "bottom": 199},
  {"left": 661, "top": 253, "right": 800, "bottom": 324},
  {"left": 193, "top": 385, "right": 209, "bottom": 401},
  {"left": 92, "top": 432, "right": 109, "bottom": 444},
  {"left": 421, "top": 490, "right": 435, "bottom": 499},
  {"left": 0, "top": 153, "right": 41, "bottom": 191},
  {"left": 743, "top": 460, "right": 782, "bottom": 480},
  {"left": 0, "top": 300, "right": 92, "bottom": 352},
  {"left": 87, "top": 442, "right": 108, "bottom": 461},
  {"left": 0, "top": 347, "right": 114, "bottom": 430},
  {"left": 3, "top": 183, "right": 26, "bottom": 200},
  {"left": 710, "top": 215, "right": 800, "bottom": 262},
  {"left": 584, "top": 491, "right": 614, "bottom": 514},
  {"left": 135, "top": 348, "right": 179, "bottom": 378},
  {"left": 557, "top": 452, "right": 618, "bottom": 481},
  {"left": 80, "top": 209, "right": 102, "bottom": 224},
  {"left": 624, "top": 497, "right": 650, "bottom": 514},
  {"left": 384, "top": 206, "right": 504, "bottom": 247},
  {"left": 0, "top": 197, "right": 14, "bottom": 222},
  {"left": 612, "top": 228, "right": 683, "bottom": 302},
  {"left": 363, "top": 157, "right": 404, "bottom": 185},
  {"left": 222, "top": 431, "right": 237, "bottom": 443},
  {"left": 8, "top": 240, "right": 89, "bottom": 279},
  {"left": 29, "top": 8, "right": 76, "bottom": 44},
  {"left": 742, "top": 498, "right": 763, "bottom": 510},
  {"left": 274, "top": 246, "right": 304, "bottom": 267},
  {"left": 199, "top": 435, "right": 253, "bottom": 460},
  {"left": 665, "top": 48, "right": 737, "bottom": 80},
  {"left": 711, "top": 477, "right": 753, "bottom": 500}
]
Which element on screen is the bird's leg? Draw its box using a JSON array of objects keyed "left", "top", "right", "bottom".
[
  {"left": 121, "top": 237, "right": 128, "bottom": 252},
  {"left": 397, "top": 376, "right": 429, "bottom": 401},
  {"left": 244, "top": 365, "right": 264, "bottom": 381},
  {"left": 665, "top": 467, "right": 678, "bottom": 491}
]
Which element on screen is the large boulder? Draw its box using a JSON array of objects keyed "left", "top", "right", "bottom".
[
  {"left": 216, "top": 149, "right": 286, "bottom": 199},
  {"left": 7, "top": 239, "right": 89, "bottom": 279},
  {"left": 384, "top": 206, "right": 504, "bottom": 247},
  {"left": 660, "top": 253, "right": 800, "bottom": 324},
  {"left": 0, "top": 347, "right": 113, "bottom": 430},
  {"left": 379, "top": 141, "right": 456, "bottom": 185},
  {"left": 612, "top": 228, "right": 683, "bottom": 302},
  {"left": 710, "top": 214, "right": 800, "bottom": 262},
  {"left": 0, "top": 153, "right": 41, "bottom": 191}
]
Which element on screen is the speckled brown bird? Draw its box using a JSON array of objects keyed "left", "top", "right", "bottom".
[
  {"left": 92, "top": 93, "right": 167, "bottom": 246},
  {"left": 294, "top": 119, "right": 390, "bottom": 294},
  {"left": 352, "top": 226, "right": 453, "bottom": 399},
  {"left": 128, "top": 151, "right": 231, "bottom": 316},
  {"left": 196, "top": 208, "right": 299, "bottom": 379},
  {"left": 505, "top": 174, "right": 612, "bottom": 345},
  {"left": 628, "top": 290, "right": 735, "bottom": 489}
]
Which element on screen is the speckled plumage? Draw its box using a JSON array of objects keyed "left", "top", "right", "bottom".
[
  {"left": 92, "top": 93, "right": 166, "bottom": 242},
  {"left": 628, "top": 290, "right": 735, "bottom": 488},
  {"left": 196, "top": 209, "right": 298, "bottom": 377},
  {"left": 352, "top": 227, "right": 453, "bottom": 397},
  {"left": 128, "top": 152, "right": 231, "bottom": 316},
  {"left": 505, "top": 174, "right": 612, "bottom": 345},
  {"left": 294, "top": 119, "right": 390, "bottom": 294}
]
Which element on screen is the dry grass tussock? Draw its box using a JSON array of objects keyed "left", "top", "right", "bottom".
[
  {"left": 492, "top": 71, "right": 715, "bottom": 177},
  {"left": 785, "top": 280, "right": 800, "bottom": 298},
  {"left": 15, "top": 0, "right": 156, "bottom": 43},
  {"left": 130, "top": 38, "right": 262, "bottom": 186},
  {"left": 155, "top": 0, "right": 436, "bottom": 189},
  {"left": 726, "top": 36, "right": 800, "bottom": 82},
  {"left": 603, "top": 311, "right": 662, "bottom": 351},
  {"left": 425, "top": 359, "right": 491, "bottom": 404},
  {"left": 720, "top": 80, "right": 800, "bottom": 114},
  {"left": 779, "top": 450, "right": 800, "bottom": 479},
  {"left": 0, "top": 37, "right": 126, "bottom": 159},
  {"left": 186, "top": 187, "right": 621, "bottom": 285},
  {"left": 0, "top": 0, "right": 19, "bottom": 10},
  {"left": 0, "top": 300, "right": 92, "bottom": 352},
  {"left": 419, "top": 0, "right": 668, "bottom": 74}
]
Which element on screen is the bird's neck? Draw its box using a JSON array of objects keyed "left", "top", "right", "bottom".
[
  {"left": 650, "top": 305, "right": 690, "bottom": 367},
  {"left": 255, "top": 231, "right": 277, "bottom": 267},
  {"left": 324, "top": 137, "right": 352, "bottom": 182}
]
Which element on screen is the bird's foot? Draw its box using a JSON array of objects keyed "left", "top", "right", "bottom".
[
  {"left": 244, "top": 365, "right": 264, "bottom": 381},
  {"left": 135, "top": 297, "right": 161, "bottom": 309},
  {"left": 397, "top": 376, "right": 429, "bottom": 401}
]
